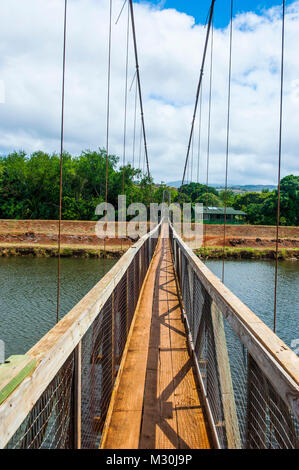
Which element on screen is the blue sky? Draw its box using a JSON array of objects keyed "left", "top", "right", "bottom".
[
  {"left": 136, "top": 1, "right": 287, "bottom": 27},
  {"left": 0, "top": 0, "right": 298, "bottom": 184}
]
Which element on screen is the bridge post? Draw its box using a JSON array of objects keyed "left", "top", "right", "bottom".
[
  {"left": 126, "top": 269, "right": 129, "bottom": 337},
  {"left": 246, "top": 354, "right": 267, "bottom": 449},
  {"left": 100, "top": 295, "right": 114, "bottom": 431},
  {"left": 149, "top": 237, "right": 152, "bottom": 267},
  {"left": 210, "top": 301, "right": 241, "bottom": 449},
  {"left": 111, "top": 292, "right": 115, "bottom": 392},
  {"left": 74, "top": 341, "right": 82, "bottom": 449}
]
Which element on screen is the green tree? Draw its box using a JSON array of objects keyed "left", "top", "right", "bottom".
[
  {"left": 0, "top": 149, "right": 297, "bottom": 225},
  {"left": 195, "top": 192, "right": 222, "bottom": 207},
  {"left": 219, "top": 189, "right": 235, "bottom": 207}
]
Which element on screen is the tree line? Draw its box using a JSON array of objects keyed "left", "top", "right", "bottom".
[
  {"left": 177, "top": 175, "right": 298, "bottom": 226},
  {"left": 0, "top": 149, "right": 171, "bottom": 220},
  {"left": 0, "top": 149, "right": 298, "bottom": 225}
]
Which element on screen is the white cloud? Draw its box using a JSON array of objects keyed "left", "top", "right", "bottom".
[
  {"left": 0, "top": 80, "right": 5, "bottom": 104},
  {"left": 0, "top": 0, "right": 298, "bottom": 185}
]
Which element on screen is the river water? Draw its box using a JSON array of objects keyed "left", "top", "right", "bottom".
[
  {"left": 0, "top": 257, "right": 116, "bottom": 358},
  {"left": 205, "top": 259, "right": 299, "bottom": 353},
  {"left": 0, "top": 256, "right": 298, "bottom": 358}
]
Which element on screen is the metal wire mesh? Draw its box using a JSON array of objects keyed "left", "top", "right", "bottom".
[
  {"left": 4, "top": 225, "right": 161, "bottom": 450},
  {"left": 169, "top": 224, "right": 299, "bottom": 449},
  {"left": 6, "top": 353, "right": 75, "bottom": 449},
  {"left": 246, "top": 355, "right": 299, "bottom": 449}
]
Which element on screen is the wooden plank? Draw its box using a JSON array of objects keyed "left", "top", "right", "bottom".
[
  {"left": 101, "top": 233, "right": 163, "bottom": 449},
  {"left": 141, "top": 234, "right": 178, "bottom": 449},
  {"left": 156, "top": 347, "right": 178, "bottom": 449},
  {"left": 102, "top": 411, "right": 143, "bottom": 449},
  {"left": 165, "top": 241, "right": 211, "bottom": 449},
  {"left": 156, "top": 253, "right": 178, "bottom": 449},
  {"left": 141, "top": 234, "right": 211, "bottom": 449},
  {"left": 103, "top": 226, "right": 211, "bottom": 449}
]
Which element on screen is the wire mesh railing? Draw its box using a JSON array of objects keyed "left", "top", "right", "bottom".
[
  {"left": 169, "top": 223, "right": 299, "bottom": 449},
  {"left": 0, "top": 222, "right": 161, "bottom": 449}
]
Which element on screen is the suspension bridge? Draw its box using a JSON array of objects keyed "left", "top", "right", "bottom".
[{"left": 0, "top": 0, "right": 298, "bottom": 450}]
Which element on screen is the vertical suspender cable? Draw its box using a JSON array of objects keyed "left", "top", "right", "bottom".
[
  {"left": 122, "top": 1, "right": 130, "bottom": 193},
  {"left": 115, "top": 0, "right": 127, "bottom": 25},
  {"left": 104, "top": 0, "right": 113, "bottom": 272},
  {"left": 57, "top": 0, "right": 67, "bottom": 324},
  {"left": 273, "top": 0, "right": 285, "bottom": 333},
  {"left": 203, "top": 20, "right": 214, "bottom": 248},
  {"left": 196, "top": 86, "right": 203, "bottom": 184},
  {"left": 221, "top": 0, "right": 233, "bottom": 283}
]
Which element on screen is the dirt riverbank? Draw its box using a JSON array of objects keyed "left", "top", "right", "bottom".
[{"left": 0, "top": 220, "right": 298, "bottom": 259}]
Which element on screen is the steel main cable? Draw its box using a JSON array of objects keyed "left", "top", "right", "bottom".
[
  {"left": 192, "top": 133, "right": 194, "bottom": 182},
  {"left": 132, "top": 72, "right": 138, "bottom": 168},
  {"left": 56, "top": 0, "right": 68, "bottom": 324},
  {"left": 181, "top": 0, "right": 216, "bottom": 187},
  {"left": 203, "top": 19, "right": 214, "bottom": 249},
  {"left": 273, "top": 0, "right": 286, "bottom": 333},
  {"left": 138, "top": 118, "right": 142, "bottom": 171},
  {"left": 128, "top": 0, "right": 151, "bottom": 184},
  {"left": 221, "top": 0, "right": 233, "bottom": 283}
]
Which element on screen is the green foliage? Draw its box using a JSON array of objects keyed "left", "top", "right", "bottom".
[
  {"left": 179, "top": 182, "right": 218, "bottom": 201},
  {"left": 0, "top": 150, "right": 297, "bottom": 226},
  {"left": 0, "top": 149, "right": 154, "bottom": 220},
  {"left": 195, "top": 192, "right": 222, "bottom": 206},
  {"left": 174, "top": 182, "right": 218, "bottom": 205},
  {"left": 231, "top": 175, "right": 298, "bottom": 226},
  {"left": 219, "top": 189, "right": 234, "bottom": 206}
]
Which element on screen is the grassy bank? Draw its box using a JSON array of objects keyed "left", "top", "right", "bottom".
[
  {"left": 1, "top": 243, "right": 298, "bottom": 261},
  {"left": 194, "top": 246, "right": 299, "bottom": 260},
  {"left": 0, "top": 245, "right": 123, "bottom": 259}
]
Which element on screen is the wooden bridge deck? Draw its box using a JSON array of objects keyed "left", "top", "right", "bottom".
[{"left": 101, "top": 225, "right": 211, "bottom": 449}]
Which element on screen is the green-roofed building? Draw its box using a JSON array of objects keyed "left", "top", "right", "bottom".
[{"left": 203, "top": 207, "right": 246, "bottom": 224}]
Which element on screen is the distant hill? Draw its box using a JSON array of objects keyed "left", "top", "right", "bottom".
[
  {"left": 165, "top": 181, "right": 181, "bottom": 188},
  {"left": 166, "top": 181, "right": 277, "bottom": 192}
]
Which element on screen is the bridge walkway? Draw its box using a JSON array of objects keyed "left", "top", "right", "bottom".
[{"left": 100, "top": 224, "right": 211, "bottom": 449}]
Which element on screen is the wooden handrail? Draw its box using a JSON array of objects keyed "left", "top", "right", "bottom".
[
  {"left": 0, "top": 222, "right": 161, "bottom": 449},
  {"left": 170, "top": 224, "right": 299, "bottom": 420}
]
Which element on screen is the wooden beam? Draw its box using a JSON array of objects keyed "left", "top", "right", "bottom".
[
  {"left": 210, "top": 301, "right": 241, "bottom": 449},
  {"left": 73, "top": 342, "right": 82, "bottom": 449}
]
